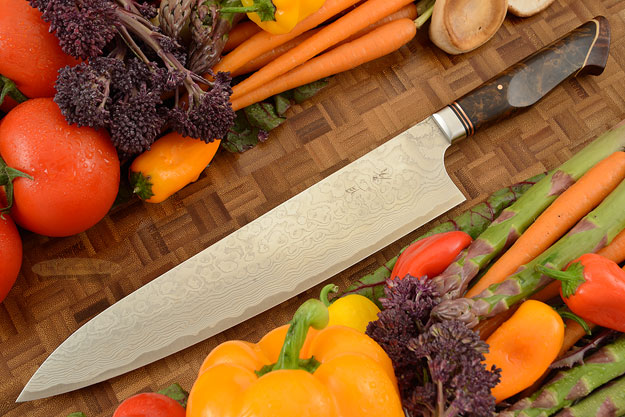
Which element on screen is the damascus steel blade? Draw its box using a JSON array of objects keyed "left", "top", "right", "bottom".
[{"left": 18, "top": 116, "right": 464, "bottom": 401}]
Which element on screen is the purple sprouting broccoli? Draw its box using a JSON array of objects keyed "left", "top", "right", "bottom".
[
  {"left": 33, "top": 0, "right": 118, "bottom": 60},
  {"left": 32, "top": 0, "right": 237, "bottom": 156},
  {"left": 366, "top": 275, "right": 501, "bottom": 417},
  {"left": 407, "top": 320, "right": 501, "bottom": 417}
]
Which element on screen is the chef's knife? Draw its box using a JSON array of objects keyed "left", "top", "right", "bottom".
[{"left": 18, "top": 16, "right": 610, "bottom": 402}]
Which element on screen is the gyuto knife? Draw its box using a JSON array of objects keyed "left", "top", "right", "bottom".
[{"left": 18, "top": 16, "right": 610, "bottom": 402}]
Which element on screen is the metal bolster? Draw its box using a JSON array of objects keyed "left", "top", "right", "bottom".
[{"left": 432, "top": 106, "right": 468, "bottom": 144}]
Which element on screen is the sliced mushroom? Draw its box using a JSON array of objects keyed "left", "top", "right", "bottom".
[
  {"left": 429, "top": 0, "right": 509, "bottom": 55},
  {"left": 508, "top": 0, "right": 556, "bottom": 17}
]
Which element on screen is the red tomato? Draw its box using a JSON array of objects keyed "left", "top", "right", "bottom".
[
  {"left": 0, "top": 98, "right": 120, "bottom": 237},
  {"left": 0, "top": 0, "right": 79, "bottom": 98},
  {"left": 113, "top": 393, "right": 186, "bottom": 417},
  {"left": 0, "top": 190, "right": 22, "bottom": 302}
]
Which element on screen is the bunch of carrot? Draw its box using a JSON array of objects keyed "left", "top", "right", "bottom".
[{"left": 214, "top": 0, "right": 435, "bottom": 111}]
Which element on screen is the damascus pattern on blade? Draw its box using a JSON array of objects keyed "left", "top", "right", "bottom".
[{"left": 21, "top": 117, "right": 465, "bottom": 400}]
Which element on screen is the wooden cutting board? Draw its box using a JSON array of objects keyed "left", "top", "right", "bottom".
[{"left": 2, "top": 1, "right": 625, "bottom": 415}]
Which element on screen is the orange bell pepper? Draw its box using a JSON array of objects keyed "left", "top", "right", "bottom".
[{"left": 186, "top": 298, "right": 404, "bottom": 417}]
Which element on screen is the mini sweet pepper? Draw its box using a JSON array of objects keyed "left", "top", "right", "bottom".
[
  {"left": 186, "top": 298, "right": 404, "bottom": 417},
  {"left": 537, "top": 253, "right": 625, "bottom": 332},
  {"left": 391, "top": 231, "right": 473, "bottom": 280},
  {"left": 221, "top": 0, "right": 326, "bottom": 35},
  {"left": 129, "top": 133, "right": 220, "bottom": 203}
]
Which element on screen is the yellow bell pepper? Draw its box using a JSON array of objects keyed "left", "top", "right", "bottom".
[
  {"left": 321, "top": 284, "right": 380, "bottom": 333},
  {"left": 129, "top": 132, "right": 220, "bottom": 203},
  {"left": 222, "top": 0, "right": 326, "bottom": 35},
  {"left": 186, "top": 298, "right": 404, "bottom": 417}
]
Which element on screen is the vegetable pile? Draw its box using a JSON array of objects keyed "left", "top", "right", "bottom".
[
  {"left": 31, "top": 0, "right": 236, "bottom": 156},
  {"left": 339, "top": 122, "right": 625, "bottom": 416},
  {"left": 3, "top": 1, "right": 609, "bottom": 416}
]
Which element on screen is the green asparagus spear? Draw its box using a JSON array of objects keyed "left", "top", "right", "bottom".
[
  {"left": 340, "top": 173, "right": 546, "bottom": 306},
  {"left": 499, "top": 336, "right": 625, "bottom": 417},
  {"left": 432, "top": 174, "right": 625, "bottom": 327},
  {"left": 554, "top": 375, "right": 625, "bottom": 417},
  {"left": 430, "top": 124, "right": 625, "bottom": 299}
]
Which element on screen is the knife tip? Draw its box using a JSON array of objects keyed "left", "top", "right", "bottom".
[{"left": 16, "top": 389, "right": 35, "bottom": 403}]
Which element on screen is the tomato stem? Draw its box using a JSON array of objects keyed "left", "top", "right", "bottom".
[
  {"left": 0, "top": 75, "right": 28, "bottom": 107},
  {"left": 0, "top": 156, "right": 33, "bottom": 214}
]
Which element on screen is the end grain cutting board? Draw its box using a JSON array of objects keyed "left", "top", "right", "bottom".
[{"left": 2, "top": 0, "right": 625, "bottom": 415}]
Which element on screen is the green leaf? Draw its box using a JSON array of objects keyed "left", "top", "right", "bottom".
[
  {"left": 224, "top": 110, "right": 265, "bottom": 152},
  {"left": 157, "top": 383, "right": 189, "bottom": 409},
  {"left": 223, "top": 79, "right": 329, "bottom": 153},
  {"left": 244, "top": 102, "right": 286, "bottom": 132},
  {"left": 292, "top": 79, "right": 329, "bottom": 103},
  {"left": 274, "top": 93, "right": 292, "bottom": 116}
]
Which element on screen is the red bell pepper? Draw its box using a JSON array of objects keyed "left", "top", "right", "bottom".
[
  {"left": 390, "top": 231, "right": 472, "bottom": 281},
  {"left": 537, "top": 253, "right": 625, "bottom": 332}
]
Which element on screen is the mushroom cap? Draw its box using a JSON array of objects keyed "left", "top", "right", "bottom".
[
  {"left": 429, "top": 0, "right": 508, "bottom": 55},
  {"left": 508, "top": 0, "right": 556, "bottom": 17}
]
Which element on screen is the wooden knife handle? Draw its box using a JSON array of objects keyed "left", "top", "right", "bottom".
[{"left": 449, "top": 16, "right": 610, "bottom": 137}]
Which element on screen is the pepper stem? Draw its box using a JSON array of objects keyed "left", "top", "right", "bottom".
[
  {"left": 320, "top": 284, "right": 338, "bottom": 307},
  {"left": 536, "top": 262, "right": 586, "bottom": 298},
  {"left": 0, "top": 156, "right": 33, "bottom": 215},
  {"left": 130, "top": 171, "right": 155, "bottom": 201},
  {"left": 220, "top": 0, "right": 276, "bottom": 21},
  {"left": 559, "top": 310, "right": 592, "bottom": 335},
  {"left": 271, "top": 299, "right": 329, "bottom": 372}
]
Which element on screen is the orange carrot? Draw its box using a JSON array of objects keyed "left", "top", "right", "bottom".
[
  {"left": 475, "top": 307, "right": 517, "bottom": 340},
  {"left": 532, "top": 281, "right": 562, "bottom": 302},
  {"left": 223, "top": 21, "right": 261, "bottom": 53},
  {"left": 231, "top": 18, "right": 416, "bottom": 111},
  {"left": 329, "top": 3, "right": 418, "bottom": 51},
  {"left": 230, "top": 0, "right": 415, "bottom": 100},
  {"left": 559, "top": 319, "right": 597, "bottom": 356},
  {"left": 233, "top": 4, "right": 418, "bottom": 78},
  {"left": 597, "top": 228, "right": 625, "bottom": 264},
  {"left": 483, "top": 300, "right": 565, "bottom": 403},
  {"left": 214, "top": 0, "right": 363, "bottom": 75},
  {"left": 466, "top": 152, "right": 625, "bottom": 298},
  {"left": 232, "top": 29, "right": 322, "bottom": 77}
]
